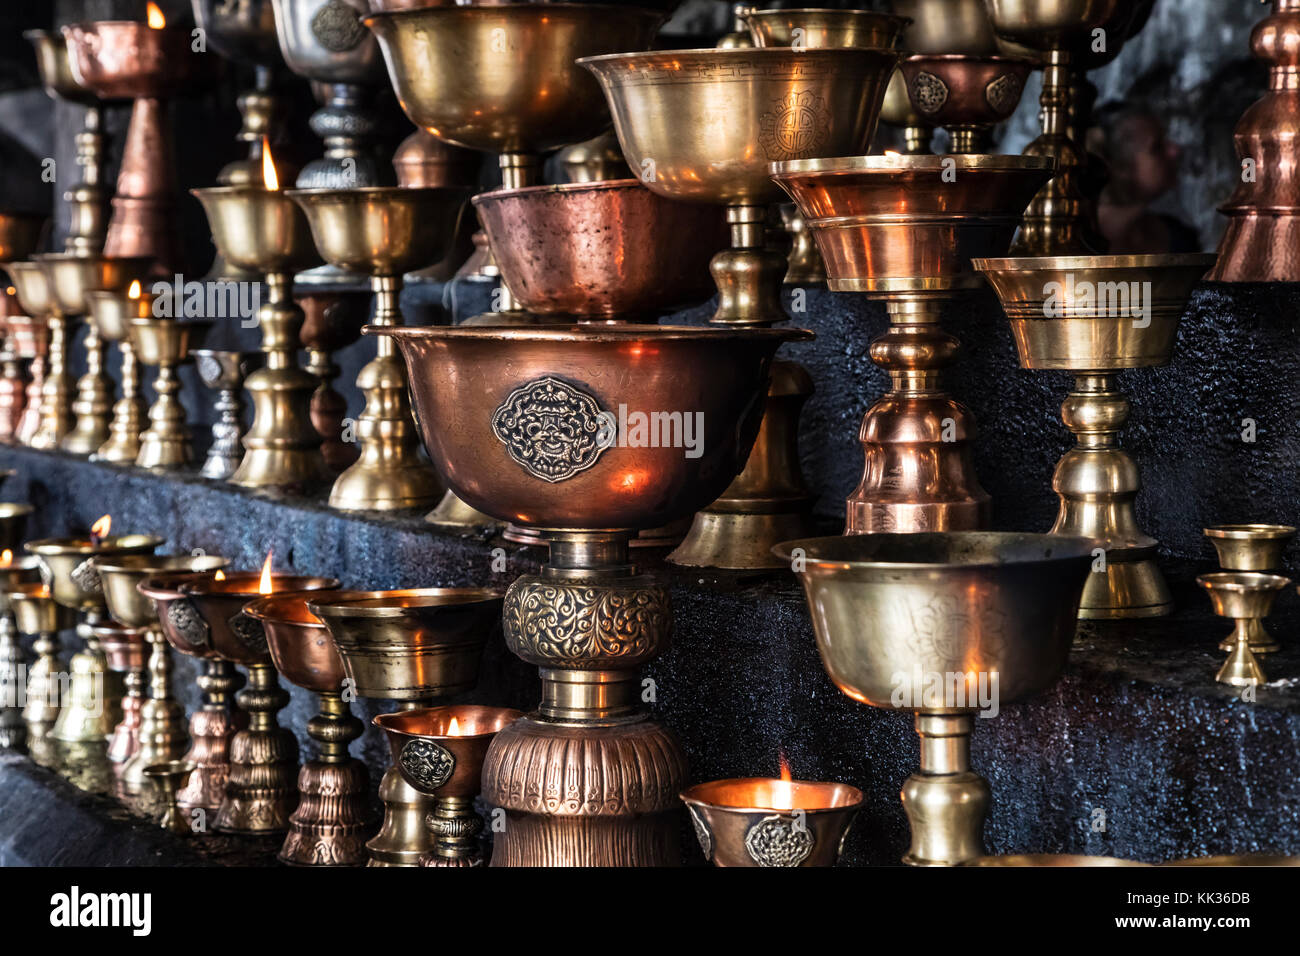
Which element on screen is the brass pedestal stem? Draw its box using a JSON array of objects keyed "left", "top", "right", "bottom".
[
  {"left": 846, "top": 296, "right": 989, "bottom": 533},
  {"left": 367, "top": 699, "right": 436, "bottom": 867},
  {"left": 97, "top": 339, "right": 146, "bottom": 464},
  {"left": 1013, "top": 49, "right": 1095, "bottom": 256},
  {"left": 483, "top": 532, "right": 687, "bottom": 866},
  {"left": 231, "top": 273, "right": 326, "bottom": 489},
  {"left": 51, "top": 613, "right": 122, "bottom": 744},
  {"left": 177, "top": 659, "right": 244, "bottom": 812},
  {"left": 422, "top": 796, "right": 483, "bottom": 867},
  {"left": 1220, "top": 621, "right": 1269, "bottom": 686},
  {"left": 670, "top": 205, "right": 815, "bottom": 569},
  {"left": 1198, "top": 572, "right": 1290, "bottom": 686},
  {"left": 16, "top": 353, "right": 44, "bottom": 447},
  {"left": 22, "top": 630, "right": 61, "bottom": 734},
  {"left": 328, "top": 275, "right": 441, "bottom": 510},
  {"left": 30, "top": 316, "right": 73, "bottom": 450},
  {"left": 136, "top": 355, "right": 190, "bottom": 470},
  {"left": 67, "top": 109, "right": 107, "bottom": 256},
  {"left": 144, "top": 761, "right": 196, "bottom": 836},
  {"left": 120, "top": 629, "right": 190, "bottom": 794},
  {"left": 215, "top": 663, "right": 299, "bottom": 834},
  {"left": 1052, "top": 373, "right": 1170, "bottom": 619},
  {"left": 280, "top": 691, "right": 369, "bottom": 866},
  {"left": 61, "top": 323, "right": 113, "bottom": 454},
  {"left": 0, "top": 614, "right": 24, "bottom": 749},
  {"left": 0, "top": 348, "right": 24, "bottom": 443},
  {"left": 900, "top": 713, "right": 989, "bottom": 866}
]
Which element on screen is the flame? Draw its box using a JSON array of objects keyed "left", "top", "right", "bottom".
[
  {"left": 258, "top": 551, "right": 274, "bottom": 595},
  {"left": 771, "top": 748, "right": 794, "bottom": 810},
  {"left": 447, "top": 716, "right": 461, "bottom": 735},
  {"left": 214, "top": 569, "right": 226, "bottom": 581},
  {"left": 127, "top": 280, "right": 142, "bottom": 299},
  {"left": 261, "top": 138, "right": 279, "bottom": 191},
  {"left": 884, "top": 149, "right": 902, "bottom": 160},
  {"left": 778, "top": 749, "right": 792, "bottom": 783},
  {"left": 146, "top": 2, "right": 165, "bottom": 28},
  {"left": 91, "top": 514, "right": 112, "bottom": 539},
  {"left": 5, "top": 287, "right": 14, "bottom": 296},
  {"left": 0, "top": 550, "right": 11, "bottom": 566}
]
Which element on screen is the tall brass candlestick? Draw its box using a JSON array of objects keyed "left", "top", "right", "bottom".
[
  {"left": 85, "top": 286, "right": 147, "bottom": 463},
  {"left": 129, "top": 313, "right": 208, "bottom": 471},
  {"left": 5, "top": 263, "right": 73, "bottom": 450}
]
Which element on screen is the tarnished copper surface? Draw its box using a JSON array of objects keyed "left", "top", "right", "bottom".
[
  {"left": 137, "top": 570, "right": 227, "bottom": 658},
  {"left": 900, "top": 54, "right": 1034, "bottom": 152},
  {"left": 62, "top": 21, "right": 216, "bottom": 99},
  {"left": 392, "top": 129, "right": 478, "bottom": 188},
  {"left": 376, "top": 705, "right": 521, "bottom": 800},
  {"left": 179, "top": 573, "right": 340, "bottom": 667},
  {"left": 375, "top": 325, "right": 806, "bottom": 531},
  {"left": 473, "top": 180, "right": 726, "bottom": 319},
  {"left": 0, "top": 214, "right": 49, "bottom": 262},
  {"left": 246, "top": 590, "right": 365, "bottom": 692}
]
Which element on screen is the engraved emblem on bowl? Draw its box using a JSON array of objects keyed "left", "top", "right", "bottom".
[
  {"left": 744, "top": 814, "right": 814, "bottom": 867},
  {"left": 910, "top": 72, "right": 948, "bottom": 115},
  {"left": 759, "top": 90, "right": 831, "bottom": 161},
  {"left": 491, "top": 376, "right": 609, "bottom": 483},
  {"left": 900, "top": 595, "right": 1008, "bottom": 673},
  {"left": 985, "top": 73, "right": 1023, "bottom": 116},
  {"left": 167, "top": 598, "right": 210, "bottom": 648},
  {"left": 310, "top": 0, "right": 366, "bottom": 53},
  {"left": 399, "top": 738, "right": 455, "bottom": 792},
  {"left": 228, "top": 611, "right": 267, "bottom": 654},
  {"left": 688, "top": 805, "right": 713, "bottom": 861},
  {"left": 71, "top": 558, "right": 102, "bottom": 594}
]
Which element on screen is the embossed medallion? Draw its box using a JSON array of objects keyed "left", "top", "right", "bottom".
[
  {"left": 688, "top": 805, "right": 713, "bottom": 861},
  {"left": 744, "top": 814, "right": 814, "bottom": 867},
  {"left": 985, "top": 72, "right": 1024, "bottom": 116},
  {"left": 910, "top": 72, "right": 949, "bottom": 115},
  {"left": 71, "top": 558, "right": 102, "bottom": 594},
  {"left": 759, "top": 90, "right": 831, "bottom": 160},
  {"left": 399, "top": 738, "right": 455, "bottom": 791},
  {"left": 491, "top": 377, "right": 609, "bottom": 483},
  {"left": 228, "top": 612, "right": 267, "bottom": 655},
  {"left": 503, "top": 578, "right": 671, "bottom": 665},
  {"left": 167, "top": 599, "right": 210, "bottom": 649},
  {"left": 310, "top": 0, "right": 366, "bottom": 53}
]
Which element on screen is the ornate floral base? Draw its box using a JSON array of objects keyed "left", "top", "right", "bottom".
[
  {"left": 214, "top": 665, "right": 300, "bottom": 834},
  {"left": 279, "top": 759, "right": 370, "bottom": 866}
]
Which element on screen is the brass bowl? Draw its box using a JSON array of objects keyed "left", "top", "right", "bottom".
[
  {"left": 129, "top": 318, "right": 209, "bottom": 366},
  {"left": 973, "top": 254, "right": 1216, "bottom": 370},
  {"left": 965, "top": 854, "right": 1149, "bottom": 866},
  {"left": 472, "top": 180, "right": 727, "bottom": 319},
  {"left": 244, "top": 591, "right": 347, "bottom": 693},
  {"left": 8, "top": 583, "right": 76, "bottom": 634},
  {"left": 27, "top": 535, "right": 164, "bottom": 611},
  {"left": 363, "top": 4, "right": 665, "bottom": 155},
  {"left": 1204, "top": 525, "right": 1296, "bottom": 572},
  {"left": 983, "top": 0, "right": 1122, "bottom": 47},
  {"left": 773, "top": 532, "right": 1094, "bottom": 708},
  {"left": 1163, "top": 854, "right": 1300, "bottom": 867},
  {"left": 0, "top": 214, "right": 49, "bottom": 263},
  {"left": 85, "top": 290, "right": 138, "bottom": 343},
  {"left": 741, "top": 9, "right": 911, "bottom": 48},
  {"left": 0, "top": 555, "right": 42, "bottom": 616},
  {"left": 307, "top": 588, "right": 503, "bottom": 701},
  {"left": 900, "top": 54, "right": 1034, "bottom": 128},
  {"left": 375, "top": 324, "right": 808, "bottom": 531},
  {"left": 63, "top": 22, "right": 217, "bottom": 99},
  {"left": 581, "top": 48, "right": 903, "bottom": 206},
  {"left": 26, "top": 29, "right": 97, "bottom": 104},
  {"left": 286, "top": 187, "right": 470, "bottom": 276},
  {"left": 1197, "top": 572, "right": 1290, "bottom": 621},
  {"left": 178, "top": 573, "right": 341, "bottom": 667},
  {"left": 36, "top": 253, "right": 152, "bottom": 317},
  {"left": 191, "top": 186, "right": 321, "bottom": 275},
  {"left": 5, "top": 262, "right": 55, "bottom": 317},
  {"left": 681, "top": 777, "right": 865, "bottom": 868},
  {"left": 894, "top": 0, "right": 1010, "bottom": 55},
  {"left": 97, "top": 554, "right": 231, "bottom": 629},
  {"left": 0, "top": 502, "right": 33, "bottom": 553},
  {"left": 771, "top": 154, "right": 1054, "bottom": 292},
  {"left": 374, "top": 705, "right": 522, "bottom": 798}
]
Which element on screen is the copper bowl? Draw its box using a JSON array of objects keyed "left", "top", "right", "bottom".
[
  {"left": 93, "top": 621, "right": 147, "bottom": 673},
  {"left": 373, "top": 705, "right": 522, "bottom": 798},
  {"left": 178, "top": 573, "right": 340, "bottom": 667},
  {"left": 137, "top": 570, "right": 226, "bottom": 659},
  {"left": 63, "top": 22, "right": 217, "bottom": 99},
  {"left": 472, "top": 180, "right": 727, "bottom": 319},
  {"left": 771, "top": 154, "right": 1054, "bottom": 292},
  {"left": 0, "top": 213, "right": 50, "bottom": 262},
  {"left": 899, "top": 54, "right": 1034, "bottom": 128},
  {"left": 374, "top": 324, "right": 808, "bottom": 531},
  {"left": 244, "top": 591, "right": 346, "bottom": 693}
]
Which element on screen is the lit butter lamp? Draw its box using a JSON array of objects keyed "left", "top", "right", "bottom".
[
  {"left": 192, "top": 145, "right": 327, "bottom": 491},
  {"left": 177, "top": 555, "right": 338, "bottom": 833},
  {"left": 26, "top": 515, "right": 162, "bottom": 746},
  {"left": 7, "top": 582, "right": 75, "bottom": 766},
  {"left": 4, "top": 261, "right": 74, "bottom": 449},
  {"left": 682, "top": 770, "right": 865, "bottom": 868},
  {"left": 0, "top": 543, "right": 42, "bottom": 751},
  {"left": 375, "top": 705, "right": 522, "bottom": 867}
]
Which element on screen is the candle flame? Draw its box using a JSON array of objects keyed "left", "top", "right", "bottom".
[
  {"left": 778, "top": 748, "right": 792, "bottom": 783},
  {"left": 91, "top": 515, "right": 112, "bottom": 538},
  {"left": 447, "top": 716, "right": 460, "bottom": 735},
  {"left": 214, "top": 569, "right": 226, "bottom": 581},
  {"left": 258, "top": 551, "right": 274, "bottom": 595},
  {"left": 127, "top": 280, "right": 142, "bottom": 299},
  {"left": 262, "top": 138, "right": 279, "bottom": 191},
  {"left": 884, "top": 149, "right": 902, "bottom": 159},
  {"left": 0, "top": 550, "right": 11, "bottom": 566},
  {"left": 772, "top": 748, "right": 794, "bottom": 810},
  {"left": 146, "top": 2, "right": 166, "bottom": 28},
  {"left": 5, "top": 287, "right": 14, "bottom": 296}
]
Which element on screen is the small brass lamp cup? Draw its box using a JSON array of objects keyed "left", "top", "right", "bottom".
[
  {"left": 143, "top": 760, "right": 197, "bottom": 835},
  {"left": 1197, "top": 572, "right": 1290, "bottom": 687},
  {"left": 1205, "top": 524, "right": 1295, "bottom": 573}
]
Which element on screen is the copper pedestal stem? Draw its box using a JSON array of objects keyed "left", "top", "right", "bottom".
[
  {"left": 847, "top": 295, "right": 989, "bottom": 533},
  {"left": 105, "top": 97, "right": 179, "bottom": 273},
  {"left": 280, "top": 691, "right": 368, "bottom": 866},
  {"left": 216, "top": 662, "right": 299, "bottom": 833},
  {"left": 177, "top": 660, "right": 245, "bottom": 812}
]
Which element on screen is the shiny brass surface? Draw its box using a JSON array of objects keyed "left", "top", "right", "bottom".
[
  {"left": 6, "top": 262, "right": 73, "bottom": 450},
  {"left": 775, "top": 531, "right": 1093, "bottom": 865},
  {"left": 474, "top": 181, "right": 726, "bottom": 320},
  {"left": 193, "top": 186, "right": 327, "bottom": 490},
  {"left": 743, "top": 8, "right": 909, "bottom": 48},
  {"left": 773, "top": 154, "right": 1051, "bottom": 534},
  {"left": 900, "top": 54, "right": 1033, "bottom": 152},
  {"left": 143, "top": 760, "right": 197, "bottom": 835},
  {"left": 192, "top": 349, "right": 260, "bottom": 480},
  {"left": 1198, "top": 572, "right": 1290, "bottom": 686},
  {"left": 99, "top": 554, "right": 231, "bottom": 630},
  {"left": 299, "top": 291, "right": 365, "bottom": 473},
  {"left": 682, "top": 777, "right": 864, "bottom": 867},
  {"left": 180, "top": 572, "right": 338, "bottom": 833},
  {"left": 28, "top": 535, "right": 163, "bottom": 613},
  {"left": 10, "top": 584, "right": 73, "bottom": 749},
  {"left": 378, "top": 325, "right": 802, "bottom": 531},
  {"left": 245, "top": 592, "right": 369, "bottom": 866},
  {"left": 288, "top": 186, "right": 469, "bottom": 510},
  {"left": 975, "top": 253, "right": 1214, "bottom": 617},
  {"left": 85, "top": 290, "right": 146, "bottom": 463},
  {"left": 894, "top": 0, "right": 1013, "bottom": 54},
  {"left": 129, "top": 317, "right": 206, "bottom": 470},
  {"left": 375, "top": 705, "right": 521, "bottom": 866},
  {"left": 1209, "top": 0, "right": 1300, "bottom": 280},
  {"left": 309, "top": 587, "right": 503, "bottom": 866},
  {"left": 1205, "top": 524, "right": 1296, "bottom": 573},
  {"left": 1164, "top": 854, "right": 1300, "bottom": 867},
  {"left": 0, "top": 557, "right": 41, "bottom": 751},
  {"left": 983, "top": 0, "right": 1120, "bottom": 254}
]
